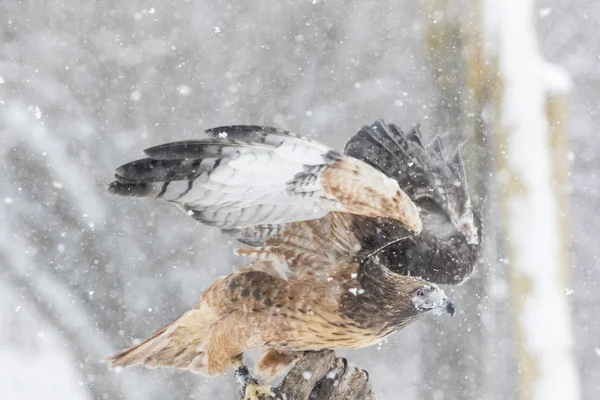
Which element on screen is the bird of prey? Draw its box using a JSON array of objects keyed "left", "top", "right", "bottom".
[{"left": 106, "top": 120, "right": 482, "bottom": 398}]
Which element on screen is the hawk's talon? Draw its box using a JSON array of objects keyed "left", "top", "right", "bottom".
[
  {"left": 235, "top": 365, "right": 282, "bottom": 400},
  {"left": 361, "top": 368, "right": 370, "bottom": 382},
  {"left": 243, "top": 383, "right": 281, "bottom": 400},
  {"left": 340, "top": 357, "right": 348, "bottom": 370}
]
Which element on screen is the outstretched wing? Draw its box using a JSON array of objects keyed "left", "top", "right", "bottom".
[
  {"left": 108, "top": 121, "right": 480, "bottom": 284},
  {"left": 242, "top": 120, "right": 482, "bottom": 285},
  {"left": 108, "top": 125, "right": 421, "bottom": 245},
  {"left": 344, "top": 120, "right": 482, "bottom": 284}
]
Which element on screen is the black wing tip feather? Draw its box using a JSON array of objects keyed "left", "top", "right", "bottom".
[
  {"left": 404, "top": 124, "right": 423, "bottom": 144},
  {"left": 369, "top": 118, "right": 388, "bottom": 130},
  {"left": 144, "top": 140, "right": 210, "bottom": 159},
  {"left": 143, "top": 140, "right": 221, "bottom": 159},
  {"left": 204, "top": 125, "right": 293, "bottom": 142},
  {"left": 431, "top": 136, "right": 446, "bottom": 161},
  {"left": 107, "top": 180, "right": 153, "bottom": 197},
  {"left": 352, "top": 119, "right": 424, "bottom": 147},
  {"left": 350, "top": 121, "right": 464, "bottom": 174},
  {"left": 205, "top": 125, "right": 285, "bottom": 136},
  {"left": 114, "top": 159, "right": 171, "bottom": 183},
  {"left": 205, "top": 124, "right": 334, "bottom": 153},
  {"left": 347, "top": 119, "right": 390, "bottom": 150},
  {"left": 144, "top": 140, "right": 272, "bottom": 160}
]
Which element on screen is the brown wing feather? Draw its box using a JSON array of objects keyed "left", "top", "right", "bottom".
[
  {"left": 322, "top": 157, "right": 421, "bottom": 232},
  {"left": 236, "top": 212, "right": 363, "bottom": 281}
]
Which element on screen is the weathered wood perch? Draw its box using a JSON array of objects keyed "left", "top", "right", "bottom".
[{"left": 250, "top": 350, "right": 375, "bottom": 400}]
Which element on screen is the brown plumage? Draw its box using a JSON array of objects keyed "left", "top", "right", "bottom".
[
  {"left": 108, "top": 257, "right": 448, "bottom": 378},
  {"left": 107, "top": 120, "right": 479, "bottom": 382},
  {"left": 321, "top": 157, "right": 421, "bottom": 232}
]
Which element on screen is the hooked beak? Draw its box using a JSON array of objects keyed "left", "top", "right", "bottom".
[{"left": 442, "top": 297, "right": 455, "bottom": 317}]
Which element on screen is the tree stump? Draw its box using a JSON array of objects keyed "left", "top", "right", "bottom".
[{"left": 272, "top": 350, "right": 374, "bottom": 400}]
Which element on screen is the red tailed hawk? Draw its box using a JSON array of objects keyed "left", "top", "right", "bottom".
[{"left": 106, "top": 120, "right": 481, "bottom": 398}]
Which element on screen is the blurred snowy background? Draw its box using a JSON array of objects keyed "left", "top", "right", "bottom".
[{"left": 1, "top": 1, "right": 598, "bottom": 399}]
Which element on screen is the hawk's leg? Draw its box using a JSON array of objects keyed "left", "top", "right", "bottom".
[
  {"left": 233, "top": 357, "right": 283, "bottom": 400},
  {"left": 234, "top": 364, "right": 257, "bottom": 393}
]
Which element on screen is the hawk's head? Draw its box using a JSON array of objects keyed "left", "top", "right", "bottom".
[{"left": 411, "top": 284, "right": 455, "bottom": 317}]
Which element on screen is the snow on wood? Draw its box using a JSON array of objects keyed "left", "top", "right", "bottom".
[{"left": 484, "top": 1, "right": 580, "bottom": 399}]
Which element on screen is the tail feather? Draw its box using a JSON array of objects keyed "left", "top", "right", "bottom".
[
  {"left": 108, "top": 308, "right": 211, "bottom": 374},
  {"left": 108, "top": 322, "right": 183, "bottom": 369}
]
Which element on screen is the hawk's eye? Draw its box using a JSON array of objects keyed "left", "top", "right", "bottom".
[{"left": 416, "top": 288, "right": 427, "bottom": 299}]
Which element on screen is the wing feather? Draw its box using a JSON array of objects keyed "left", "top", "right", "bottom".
[
  {"left": 109, "top": 137, "right": 332, "bottom": 230},
  {"left": 108, "top": 125, "right": 421, "bottom": 239},
  {"left": 236, "top": 212, "right": 364, "bottom": 281},
  {"left": 344, "top": 119, "right": 482, "bottom": 284}
]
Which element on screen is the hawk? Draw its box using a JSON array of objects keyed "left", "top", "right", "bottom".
[{"left": 107, "top": 120, "right": 482, "bottom": 398}]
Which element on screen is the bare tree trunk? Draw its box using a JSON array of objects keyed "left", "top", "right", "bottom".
[{"left": 484, "top": 1, "right": 580, "bottom": 399}]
